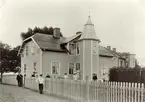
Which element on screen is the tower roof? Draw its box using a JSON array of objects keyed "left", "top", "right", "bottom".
[
  {"left": 79, "top": 16, "right": 100, "bottom": 42},
  {"left": 85, "top": 16, "right": 94, "bottom": 26}
]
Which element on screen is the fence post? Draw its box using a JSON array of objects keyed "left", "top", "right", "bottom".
[
  {"left": 85, "top": 76, "right": 89, "bottom": 102},
  {"left": 141, "top": 83, "right": 144, "bottom": 102}
]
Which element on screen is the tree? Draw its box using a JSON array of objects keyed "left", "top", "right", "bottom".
[
  {"left": 20, "top": 26, "right": 63, "bottom": 40},
  {"left": 0, "top": 42, "right": 20, "bottom": 73}
]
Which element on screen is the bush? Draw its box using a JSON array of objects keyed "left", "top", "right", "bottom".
[{"left": 109, "top": 67, "right": 145, "bottom": 83}]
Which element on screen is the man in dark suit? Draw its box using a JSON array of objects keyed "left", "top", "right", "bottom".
[{"left": 16, "top": 72, "right": 23, "bottom": 87}]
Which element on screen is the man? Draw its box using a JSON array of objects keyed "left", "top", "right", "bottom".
[
  {"left": 73, "top": 73, "right": 78, "bottom": 80},
  {"left": 46, "top": 73, "right": 51, "bottom": 78},
  {"left": 16, "top": 72, "right": 23, "bottom": 87},
  {"left": 36, "top": 74, "right": 44, "bottom": 94},
  {"left": 92, "top": 73, "right": 97, "bottom": 81},
  {"left": 63, "top": 73, "right": 68, "bottom": 79}
]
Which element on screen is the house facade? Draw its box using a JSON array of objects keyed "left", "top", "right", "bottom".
[{"left": 18, "top": 16, "right": 136, "bottom": 81}]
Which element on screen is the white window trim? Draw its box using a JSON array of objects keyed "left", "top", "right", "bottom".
[
  {"left": 51, "top": 61, "right": 60, "bottom": 75},
  {"left": 31, "top": 46, "right": 35, "bottom": 55},
  {"left": 68, "top": 62, "right": 75, "bottom": 75},
  {"left": 76, "top": 63, "right": 80, "bottom": 71},
  {"left": 93, "top": 41, "right": 98, "bottom": 55},
  {"left": 68, "top": 62, "right": 80, "bottom": 75},
  {"left": 76, "top": 42, "right": 80, "bottom": 55},
  {"left": 68, "top": 43, "right": 76, "bottom": 56}
]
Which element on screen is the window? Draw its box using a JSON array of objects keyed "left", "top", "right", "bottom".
[
  {"left": 33, "top": 62, "right": 36, "bottom": 71},
  {"left": 93, "top": 41, "right": 98, "bottom": 54},
  {"left": 69, "top": 43, "right": 76, "bottom": 55},
  {"left": 31, "top": 47, "right": 35, "bottom": 55},
  {"left": 76, "top": 43, "right": 80, "bottom": 55},
  {"left": 24, "top": 64, "right": 26, "bottom": 73},
  {"left": 51, "top": 62, "right": 60, "bottom": 74},
  {"left": 76, "top": 63, "right": 80, "bottom": 71},
  {"left": 120, "top": 61, "right": 123, "bottom": 67},
  {"left": 69, "top": 63, "right": 75, "bottom": 75},
  {"left": 26, "top": 46, "right": 28, "bottom": 56}
]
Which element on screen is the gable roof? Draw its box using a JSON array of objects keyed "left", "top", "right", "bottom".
[
  {"left": 33, "top": 33, "right": 67, "bottom": 52},
  {"left": 99, "top": 46, "right": 114, "bottom": 57},
  {"left": 62, "top": 33, "right": 82, "bottom": 44},
  {"left": 18, "top": 33, "right": 116, "bottom": 57},
  {"left": 18, "top": 33, "right": 68, "bottom": 55},
  {"left": 104, "top": 48, "right": 126, "bottom": 60}
]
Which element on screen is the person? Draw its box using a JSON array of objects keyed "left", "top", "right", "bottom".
[
  {"left": 31, "top": 72, "right": 35, "bottom": 77},
  {"left": 46, "top": 73, "right": 51, "bottom": 78},
  {"left": 73, "top": 73, "right": 78, "bottom": 80},
  {"left": 92, "top": 73, "right": 97, "bottom": 81},
  {"left": 16, "top": 72, "right": 23, "bottom": 87},
  {"left": 36, "top": 74, "right": 45, "bottom": 94},
  {"left": 63, "top": 73, "right": 68, "bottom": 79}
]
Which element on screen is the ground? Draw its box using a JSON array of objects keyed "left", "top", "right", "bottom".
[{"left": 0, "top": 84, "right": 71, "bottom": 102}]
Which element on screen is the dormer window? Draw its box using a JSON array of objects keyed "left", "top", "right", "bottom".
[
  {"left": 69, "top": 43, "right": 76, "bottom": 55},
  {"left": 76, "top": 43, "right": 80, "bottom": 55}
]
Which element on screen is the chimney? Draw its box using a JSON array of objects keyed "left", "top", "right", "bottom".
[
  {"left": 107, "top": 46, "right": 111, "bottom": 50},
  {"left": 113, "top": 48, "right": 116, "bottom": 52},
  {"left": 53, "top": 28, "right": 61, "bottom": 39}
]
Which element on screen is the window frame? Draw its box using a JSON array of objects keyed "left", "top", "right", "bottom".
[
  {"left": 76, "top": 63, "right": 80, "bottom": 71},
  {"left": 31, "top": 46, "right": 35, "bottom": 55},
  {"left": 93, "top": 41, "right": 98, "bottom": 54},
  {"left": 76, "top": 42, "right": 80, "bottom": 55},
  {"left": 68, "top": 43, "right": 76, "bottom": 56},
  {"left": 26, "top": 46, "right": 28, "bottom": 56},
  {"left": 24, "top": 64, "right": 26, "bottom": 74},
  {"left": 68, "top": 63, "right": 75, "bottom": 75},
  {"left": 51, "top": 61, "right": 60, "bottom": 75}
]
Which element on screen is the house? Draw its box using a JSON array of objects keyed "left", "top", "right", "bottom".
[{"left": 18, "top": 16, "right": 136, "bottom": 81}]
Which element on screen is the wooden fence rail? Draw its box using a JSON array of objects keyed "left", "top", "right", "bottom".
[{"left": 2, "top": 75, "right": 145, "bottom": 102}]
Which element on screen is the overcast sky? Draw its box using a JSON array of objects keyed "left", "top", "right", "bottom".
[{"left": 0, "top": 0, "right": 145, "bottom": 66}]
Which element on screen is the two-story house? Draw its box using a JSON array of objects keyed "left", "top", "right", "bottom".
[{"left": 18, "top": 16, "right": 136, "bottom": 81}]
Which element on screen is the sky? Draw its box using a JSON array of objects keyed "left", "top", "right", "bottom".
[{"left": 0, "top": 0, "right": 145, "bottom": 66}]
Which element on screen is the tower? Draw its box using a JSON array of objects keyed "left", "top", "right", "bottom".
[{"left": 78, "top": 16, "right": 101, "bottom": 81}]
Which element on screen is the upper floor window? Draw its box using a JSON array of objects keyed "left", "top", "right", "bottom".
[
  {"left": 93, "top": 41, "right": 98, "bottom": 54},
  {"left": 51, "top": 62, "right": 60, "bottom": 74},
  {"left": 76, "top": 43, "right": 80, "bottom": 55},
  {"left": 31, "top": 46, "right": 35, "bottom": 55},
  {"left": 26, "top": 46, "right": 28, "bottom": 56},
  {"left": 69, "top": 43, "right": 76, "bottom": 55}
]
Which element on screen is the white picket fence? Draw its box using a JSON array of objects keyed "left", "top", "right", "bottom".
[
  {"left": 24, "top": 78, "right": 144, "bottom": 102},
  {"left": 1, "top": 75, "right": 145, "bottom": 102}
]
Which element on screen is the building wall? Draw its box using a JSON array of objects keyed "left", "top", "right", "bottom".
[
  {"left": 92, "top": 40, "right": 100, "bottom": 79},
  {"left": 42, "top": 51, "right": 81, "bottom": 78},
  {"left": 99, "top": 56, "right": 113, "bottom": 75},
  {"left": 128, "top": 54, "right": 135, "bottom": 68},
  {"left": 21, "top": 41, "right": 41, "bottom": 78}
]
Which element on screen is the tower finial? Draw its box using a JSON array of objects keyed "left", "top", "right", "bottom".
[{"left": 85, "top": 10, "right": 93, "bottom": 25}]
